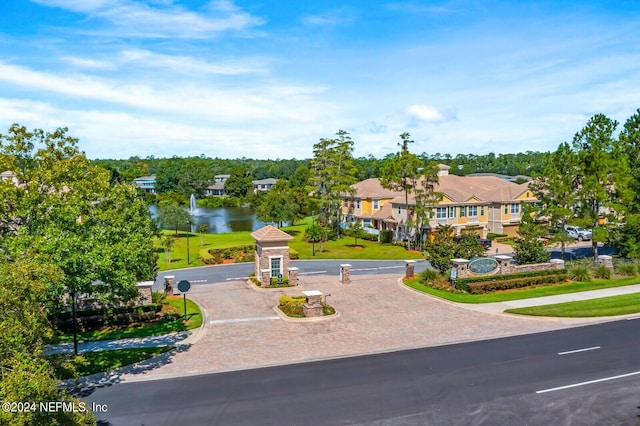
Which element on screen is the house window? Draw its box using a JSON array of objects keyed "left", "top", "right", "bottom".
[
  {"left": 460, "top": 206, "right": 466, "bottom": 217},
  {"left": 480, "top": 206, "right": 485, "bottom": 216},
  {"left": 436, "top": 207, "right": 447, "bottom": 219},
  {"left": 468, "top": 205, "right": 478, "bottom": 217},
  {"left": 511, "top": 203, "right": 520, "bottom": 214},
  {"left": 448, "top": 206, "right": 456, "bottom": 218},
  {"left": 270, "top": 257, "right": 281, "bottom": 278},
  {"left": 373, "top": 200, "right": 379, "bottom": 210},
  {"left": 363, "top": 219, "right": 371, "bottom": 228},
  {"left": 344, "top": 199, "right": 348, "bottom": 207},
  {"left": 397, "top": 206, "right": 402, "bottom": 215},
  {"left": 356, "top": 199, "right": 361, "bottom": 209},
  {"left": 504, "top": 204, "right": 508, "bottom": 214}
]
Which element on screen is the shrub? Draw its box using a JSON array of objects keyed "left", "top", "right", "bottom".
[
  {"left": 593, "top": 265, "right": 612, "bottom": 279},
  {"left": 151, "top": 291, "right": 166, "bottom": 304},
  {"left": 222, "top": 249, "right": 232, "bottom": 259},
  {"left": 278, "top": 295, "right": 306, "bottom": 317},
  {"left": 289, "top": 248, "right": 299, "bottom": 260},
  {"left": 199, "top": 248, "right": 215, "bottom": 264},
  {"left": 269, "top": 276, "right": 290, "bottom": 286},
  {"left": 456, "top": 269, "right": 568, "bottom": 287},
  {"left": 380, "top": 230, "right": 393, "bottom": 244},
  {"left": 419, "top": 268, "right": 441, "bottom": 284},
  {"left": 569, "top": 266, "right": 591, "bottom": 282},
  {"left": 466, "top": 274, "right": 570, "bottom": 294},
  {"left": 615, "top": 262, "right": 638, "bottom": 276}
]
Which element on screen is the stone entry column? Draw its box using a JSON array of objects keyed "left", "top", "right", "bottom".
[
  {"left": 450, "top": 259, "right": 469, "bottom": 279},
  {"left": 597, "top": 255, "right": 614, "bottom": 271},
  {"left": 137, "top": 281, "right": 154, "bottom": 305},
  {"left": 288, "top": 267, "right": 299, "bottom": 286},
  {"left": 302, "top": 290, "right": 323, "bottom": 317},
  {"left": 163, "top": 275, "right": 175, "bottom": 296},
  {"left": 260, "top": 269, "right": 271, "bottom": 287},
  {"left": 340, "top": 264, "right": 351, "bottom": 284},
  {"left": 405, "top": 260, "right": 416, "bottom": 278}
]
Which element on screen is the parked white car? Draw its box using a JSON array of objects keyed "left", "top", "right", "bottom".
[{"left": 564, "top": 225, "right": 592, "bottom": 241}]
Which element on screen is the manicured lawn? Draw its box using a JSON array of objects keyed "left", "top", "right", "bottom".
[
  {"left": 156, "top": 230, "right": 254, "bottom": 271},
  {"left": 404, "top": 277, "right": 640, "bottom": 303},
  {"left": 49, "top": 346, "right": 173, "bottom": 379},
  {"left": 52, "top": 297, "right": 202, "bottom": 343},
  {"left": 156, "top": 218, "right": 423, "bottom": 271},
  {"left": 505, "top": 293, "right": 640, "bottom": 317}
]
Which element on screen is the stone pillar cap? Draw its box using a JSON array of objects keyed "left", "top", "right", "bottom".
[
  {"left": 550, "top": 259, "right": 564, "bottom": 263},
  {"left": 451, "top": 258, "right": 469, "bottom": 263},
  {"left": 303, "top": 290, "right": 323, "bottom": 297},
  {"left": 340, "top": 264, "right": 352, "bottom": 267},
  {"left": 164, "top": 275, "right": 175, "bottom": 279},
  {"left": 288, "top": 267, "right": 299, "bottom": 271},
  {"left": 494, "top": 255, "right": 513, "bottom": 260},
  {"left": 137, "top": 281, "right": 154, "bottom": 286},
  {"left": 260, "top": 268, "right": 271, "bottom": 273},
  {"left": 597, "top": 255, "right": 613, "bottom": 259},
  {"left": 405, "top": 260, "right": 416, "bottom": 264}
]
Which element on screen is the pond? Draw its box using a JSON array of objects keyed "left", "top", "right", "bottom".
[{"left": 150, "top": 205, "right": 267, "bottom": 234}]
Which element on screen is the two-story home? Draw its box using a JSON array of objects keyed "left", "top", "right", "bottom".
[
  {"left": 133, "top": 175, "right": 156, "bottom": 193},
  {"left": 344, "top": 164, "right": 537, "bottom": 240}
]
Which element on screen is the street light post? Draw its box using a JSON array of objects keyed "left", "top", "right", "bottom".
[
  {"left": 312, "top": 213, "right": 316, "bottom": 256},
  {"left": 186, "top": 228, "right": 190, "bottom": 265}
]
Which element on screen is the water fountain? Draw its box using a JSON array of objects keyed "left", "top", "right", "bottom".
[{"left": 190, "top": 194, "right": 197, "bottom": 214}]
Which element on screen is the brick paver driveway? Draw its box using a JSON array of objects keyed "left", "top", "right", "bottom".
[{"left": 120, "top": 274, "right": 583, "bottom": 381}]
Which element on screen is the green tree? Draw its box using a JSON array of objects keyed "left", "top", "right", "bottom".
[
  {"left": 612, "top": 109, "right": 640, "bottom": 258},
  {"left": 161, "top": 235, "right": 176, "bottom": 263},
  {"left": 424, "top": 225, "right": 457, "bottom": 273},
  {"left": 570, "top": 114, "right": 631, "bottom": 261},
  {"left": 255, "top": 181, "right": 300, "bottom": 228},
  {"left": 0, "top": 259, "right": 95, "bottom": 425},
  {"left": 380, "top": 133, "right": 439, "bottom": 250},
  {"left": 454, "top": 229, "right": 486, "bottom": 259},
  {"left": 309, "top": 130, "right": 357, "bottom": 240},
  {"left": 197, "top": 223, "right": 209, "bottom": 246},
  {"left": 0, "top": 125, "right": 158, "bottom": 311},
  {"left": 513, "top": 204, "right": 550, "bottom": 264},
  {"left": 348, "top": 219, "right": 365, "bottom": 245},
  {"left": 529, "top": 142, "right": 577, "bottom": 260},
  {"left": 157, "top": 203, "right": 193, "bottom": 235},
  {"left": 224, "top": 167, "right": 253, "bottom": 199}
]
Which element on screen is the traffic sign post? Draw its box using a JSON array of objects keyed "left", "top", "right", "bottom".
[{"left": 177, "top": 280, "right": 191, "bottom": 320}]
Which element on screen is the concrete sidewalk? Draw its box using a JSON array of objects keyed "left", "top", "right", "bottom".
[{"left": 458, "top": 283, "right": 640, "bottom": 314}]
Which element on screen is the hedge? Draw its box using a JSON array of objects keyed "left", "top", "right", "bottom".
[
  {"left": 50, "top": 304, "right": 164, "bottom": 332},
  {"left": 466, "top": 274, "right": 570, "bottom": 294},
  {"left": 453, "top": 269, "right": 568, "bottom": 292},
  {"left": 200, "top": 244, "right": 255, "bottom": 264}
]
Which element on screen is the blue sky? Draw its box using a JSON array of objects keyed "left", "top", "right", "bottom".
[{"left": 0, "top": 1, "right": 639, "bottom": 160}]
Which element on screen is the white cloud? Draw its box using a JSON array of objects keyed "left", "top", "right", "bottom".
[
  {"left": 118, "top": 49, "right": 268, "bottom": 75},
  {"left": 405, "top": 104, "right": 456, "bottom": 124},
  {"left": 30, "top": 0, "right": 264, "bottom": 38}
]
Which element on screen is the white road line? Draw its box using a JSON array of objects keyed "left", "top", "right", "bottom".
[
  {"left": 558, "top": 346, "right": 601, "bottom": 355},
  {"left": 226, "top": 277, "right": 249, "bottom": 281},
  {"left": 298, "top": 271, "right": 327, "bottom": 275},
  {"left": 536, "top": 370, "right": 640, "bottom": 394},
  {"left": 191, "top": 279, "right": 208, "bottom": 283},
  {"left": 210, "top": 316, "right": 280, "bottom": 325}
]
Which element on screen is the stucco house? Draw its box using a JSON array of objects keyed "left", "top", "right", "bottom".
[{"left": 343, "top": 164, "right": 538, "bottom": 240}]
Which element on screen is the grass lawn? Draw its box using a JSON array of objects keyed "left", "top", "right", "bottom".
[
  {"left": 404, "top": 276, "right": 640, "bottom": 303},
  {"left": 156, "top": 230, "right": 254, "bottom": 271},
  {"left": 505, "top": 293, "right": 640, "bottom": 317},
  {"left": 52, "top": 297, "right": 202, "bottom": 343},
  {"left": 156, "top": 218, "right": 423, "bottom": 271},
  {"left": 49, "top": 346, "right": 173, "bottom": 379}
]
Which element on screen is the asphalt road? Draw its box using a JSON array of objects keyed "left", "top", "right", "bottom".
[
  {"left": 153, "top": 259, "right": 430, "bottom": 291},
  {"left": 85, "top": 318, "right": 640, "bottom": 426}
]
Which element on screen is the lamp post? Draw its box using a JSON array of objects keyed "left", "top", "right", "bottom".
[
  {"left": 312, "top": 213, "right": 316, "bottom": 256},
  {"left": 186, "top": 227, "right": 190, "bottom": 265}
]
